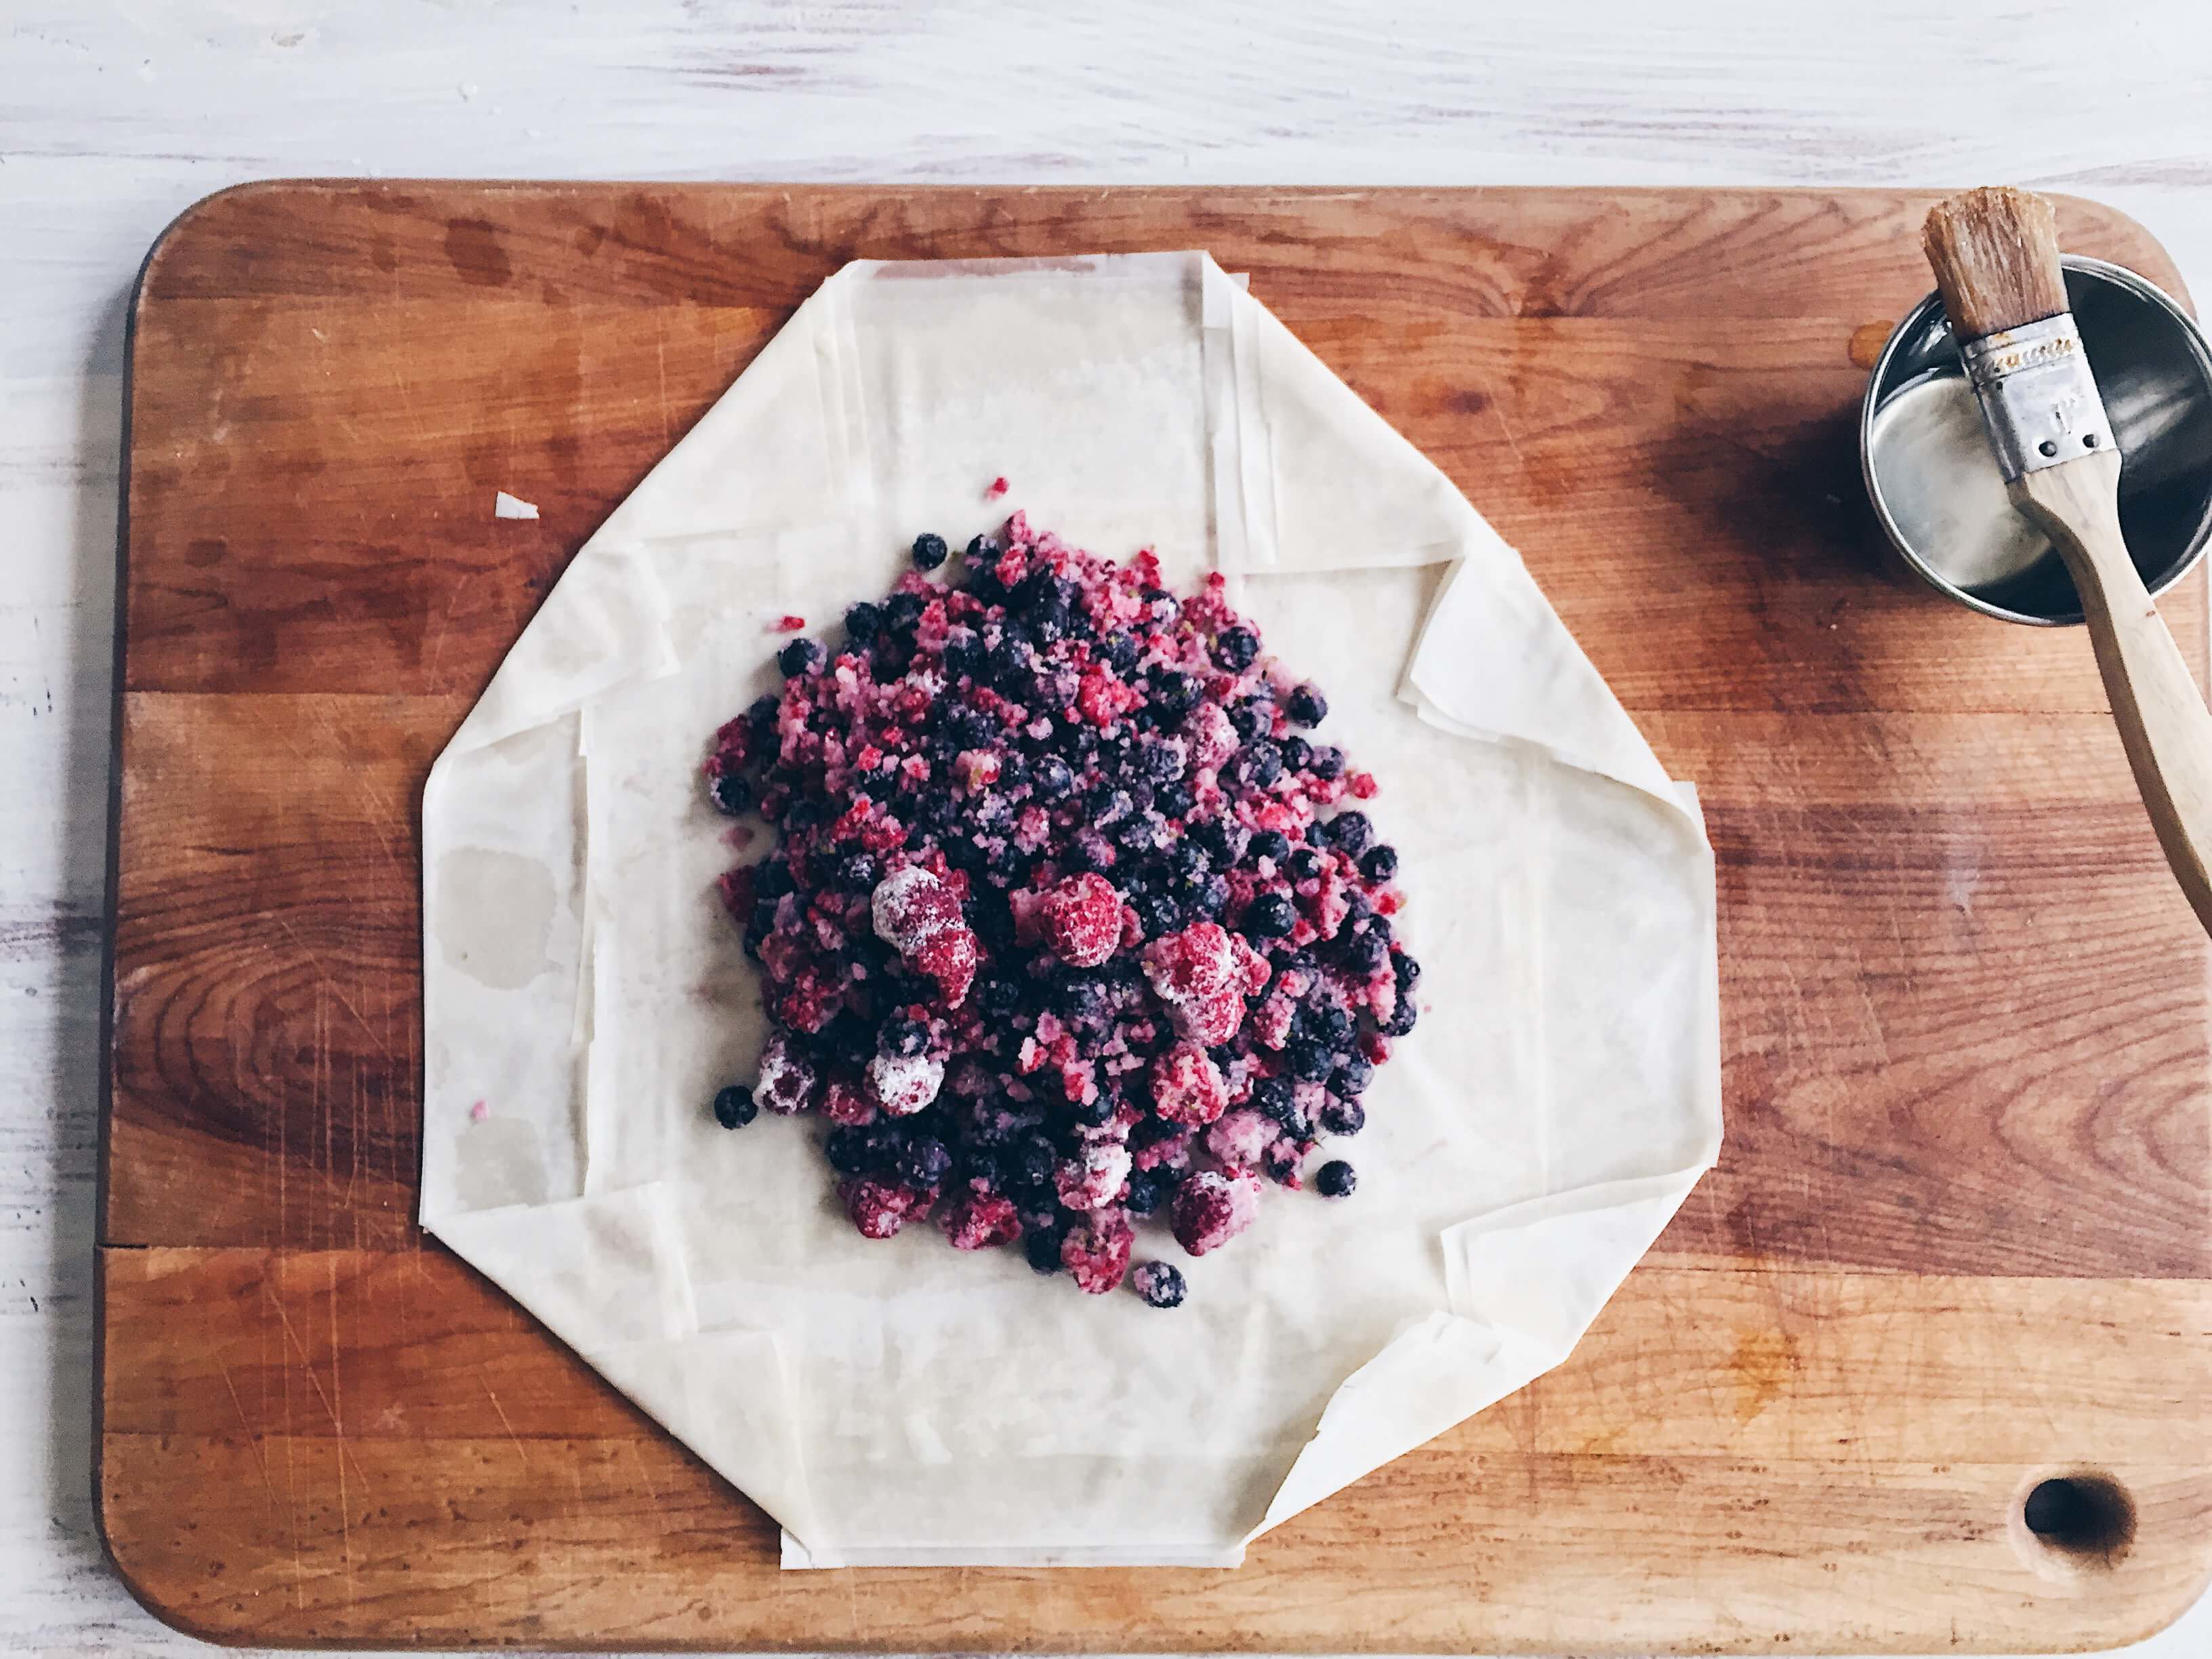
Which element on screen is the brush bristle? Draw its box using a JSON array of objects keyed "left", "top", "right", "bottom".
[{"left": 1923, "top": 186, "right": 2070, "bottom": 343}]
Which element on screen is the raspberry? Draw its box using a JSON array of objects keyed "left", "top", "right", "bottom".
[
  {"left": 867, "top": 1050, "right": 945, "bottom": 1117},
  {"left": 823, "top": 1079, "right": 876, "bottom": 1126},
  {"left": 940, "top": 1191, "right": 1021, "bottom": 1250},
  {"left": 842, "top": 1176, "right": 932, "bottom": 1239},
  {"left": 1054, "top": 1139, "right": 1134, "bottom": 1212},
  {"left": 1170, "top": 1170, "right": 1263, "bottom": 1256},
  {"left": 1204, "top": 1107, "right": 1275, "bottom": 1172},
  {"left": 1038, "top": 872, "right": 1124, "bottom": 968},
  {"left": 754, "top": 1034, "right": 817, "bottom": 1116},
  {"left": 1149, "top": 1042, "right": 1229, "bottom": 1127},
  {"left": 1061, "top": 1210, "right": 1134, "bottom": 1294}
]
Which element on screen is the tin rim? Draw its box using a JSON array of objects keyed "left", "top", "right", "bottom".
[{"left": 1860, "top": 255, "right": 2212, "bottom": 627}]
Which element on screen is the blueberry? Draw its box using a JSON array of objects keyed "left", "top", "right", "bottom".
[
  {"left": 1134, "top": 1262, "right": 1188, "bottom": 1309},
  {"left": 1324, "top": 811, "right": 1372, "bottom": 855},
  {"left": 1331, "top": 1053, "right": 1374, "bottom": 1097},
  {"left": 1067, "top": 1090, "right": 1116, "bottom": 1128},
  {"left": 960, "top": 1145, "right": 1007, "bottom": 1189},
  {"left": 823, "top": 1014, "right": 876, "bottom": 1067},
  {"left": 1287, "top": 846, "right": 1326, "bottom": 882},
  {"left": 1315, "top": 1160, "right": 1357, "bottom": 1199},
  {"left": 1140, "top": 739, "right": 1185, "bottom": 783},
  {"left": 1195, "top": 874, "right": 1229, "bottom": 916},
  {"left": 1172, "top": 840, "right": 1212, "bottom": 884},
  {"left": 1381, "top": 998, "right": 1419, "bottom": 1037},
  {"left": 1319, "top": 1097, "right": 1366, "bottom": 1137},
  {"left": 1033, "top": 754, "right": 1076, "bottom": 800},
  {"left": 837, "top": 851, "right": 880, "bottom": 890},
  {"left": 912, "top": 531, "right": 950, "bottom": 571},
  {"left": 1360, "top": 844, "right": 1399, "bottom": 882},
  {"left": 745, "top": 693, "right": 781, "bottom": 737},
  {"left": 778, "top": 637, "right": 825, "bottom": 678},
  {"left": 1279, "top": 736, "right": 1312, "bottom": 771},
  {"left": 1067, "top": 829, "right": 1116, "bottom": 873},
  {"left": 1053, "top": 974, "right": 1108, "bottom": 1025},
  {"left": 1286, "top": 683, "right": 1329, "bottom": 727},
  {"left": 1244, "top": 893, "right": 1297, "bottom": 938},
  {"left": 996, "top": 754, "right": 1029, "bottom": 793},
  {"left": 1124, "top": 1166, "right": 1177, "bottom": 1216},
  {"left": 1318, "top": 1002, "right": 1357, "bottom": 1045},
  {"left": 1132, "top": 889, "right": 1183, "bottom": 938},
  {"left": 880, "top": 1017, "right": 930, "bottom": 1058},
  {"left": 978, "top": 977, "right": 1022, "bottom": 1019},
  {"left": 1189, "top": 817, "right": 1236, "bottom": 864},
  {"left": 1214, "top": 627, "right": 1261, "bottom": 670},
  {"left": 966, "top": 533, "right": 999, "bottom": 563},
  {"left": 1249, "top": 829, "right": 1290, "bottom": 865},
  {"left": 1309, "top": 746, "right": 1346, "bottom": 781},
  {"left": 1254, "top": 1076, "right": 1298, "bottom": 1122},
  {"left": 1102, "top": 632, "right": 1141, "bottom": 673},
  {"left": 825, "top": 1125, "right": 870, "bottom": 1172},
  {"left": 1239, "top": 741, "right": 1285, "bottom": 787},
  {"left": 986, "top": 638, "right": 1031, "bottom": 688},
  {"left": 1086, "top": 784, "right": 1135, "bottom": 825},
  {"left": 884, "top": 591, "right": 925, "bottom": 633},
  {"left": 1113, "top": 811, "right": 1162, "bottom": 851},
  {"left": 712, "top": 1085, "right": 757, "bottom": 1130},
  {"left": 1014, "top": 1135, "right": 1058, "bottom": 1188},
  {"left": 1149, "top": 670, "right": 1197, "bottom": 716},
  {"left": 1025, "top": 1227, "right": 1066, "bottom": 1274},
  {"left": 710, "top": 771, "right": 753, "bottom": 815},
  {"left": 1229, "top": 701, "right": 1270, "bottom": 743},
  {"left": 1341, "top": 927, "right": 1390, "bottom": 972},
  {"left": 1394, "top": 951, "right": 1422, "bottom": 987},
  {"left": 1288, "top": 1040, "right": 1334, "bottom": 1082},
  {"left": 897, "top": 1135, "right": 953, "bottom": 1188},
  {"left": 844, "top": 601, "right": 882, "bottom": 642},
  {"left": 1155, "top": 782, "right": 1194, "bottom": 819},
  {"left": 756, "top": 857, "right": 794, "bottom": 898},
  {"left": 943, "top": 634, "right": 985, "bottom": 679}
]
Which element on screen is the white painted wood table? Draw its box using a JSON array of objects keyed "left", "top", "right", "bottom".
[{"left": 5, "top": 4, "right": 2211, "bottom": 1654}]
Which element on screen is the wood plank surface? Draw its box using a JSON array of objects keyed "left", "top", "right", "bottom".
[{"left": 100, "top": 184, "right": 2212, "bottom": 1651}]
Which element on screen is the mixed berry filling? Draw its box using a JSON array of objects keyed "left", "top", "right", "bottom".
[{"left": 703, "top": 514, "right": 1421, "bottom": 1301}]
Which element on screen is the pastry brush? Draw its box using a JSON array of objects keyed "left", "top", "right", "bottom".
[{"left": 1924, "top": 186, "right": 2212, "bottom": 935}]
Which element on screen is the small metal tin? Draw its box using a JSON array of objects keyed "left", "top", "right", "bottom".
[{"left": 1861, "top": 257, "right": 2212, "bottom": 626}]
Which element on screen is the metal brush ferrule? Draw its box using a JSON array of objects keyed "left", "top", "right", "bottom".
[{"left": 1959, "top": 312, "right": 2116, "bottom": 481}]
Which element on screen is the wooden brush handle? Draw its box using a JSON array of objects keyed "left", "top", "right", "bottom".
[{"left": 2013, "top": 448, "right": 2212, "bottom": 935}]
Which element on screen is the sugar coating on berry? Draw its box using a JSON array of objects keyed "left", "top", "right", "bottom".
[
  {"left": 705, "top": 516, "right": 1422, "bottom": 1289},
  {"left": 867, "top": 1050, "right": 945, "bottom": 1117},
  {"left": 754, "top": 1035, "right": 817, "bottom": 1116},
  {"left": 1132, "top": 1260, "right": 1187, "bottom": 1308},
  {"left": 843, "top": 1176, "right": 931, "bottom": 1239},
  {"left": 1038, "top": 872, "right": 1124, "bottom": 968},
  {"left": 1150, "top": 1042, "right": 1229, "bottom": 1127},
  {"left": 1171, "top": 1170, "right": 1263, "bottom": 1256},
  {"left": 872, "top": 866, "right": 962, "bottom": 954},
  {"left": 1204, "top": 1107, "right": 1276, "bottom": 1172},
  {"left": 1061, "top": 1209, "right": 1134, "bottom": 1294},
  {"left": 940, "top": 1191, "right": 1022, "bottom": 1250},
  {"left": 1055, "top": 1139, "right": 1134, "bottom": 1212}
]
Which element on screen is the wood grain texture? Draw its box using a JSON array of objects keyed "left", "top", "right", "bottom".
[
  {"left": 95, "top": 1249, "right": 2212, "bottom": 1653},
  {"left": 100, "top": 184, "right": 2212, "bottom": 1652}
]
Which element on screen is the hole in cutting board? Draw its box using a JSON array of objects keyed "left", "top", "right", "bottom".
[{"left": 2011, "top": 1471, "right": 2135, "bottom": 1578}]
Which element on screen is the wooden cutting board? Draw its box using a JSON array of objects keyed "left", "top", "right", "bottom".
[{"left": 100, "top": 184, "right": 2212, "bottom": 1654}]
